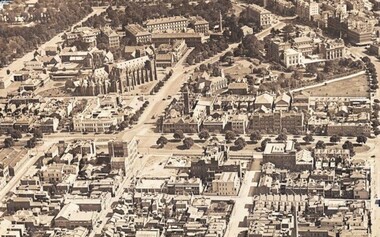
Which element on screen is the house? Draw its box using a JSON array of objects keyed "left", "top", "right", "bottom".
[
  {"left": 275, "top": 93, "right": 291, "bottom": 111},
  {"left": 167, "top": 175, "right": 203, "bottom": 195},
  {"left": 255, "top": 93, "right": 274, "bottom": 110},
  {"left": 228, "top": 82, "right": 248, "bottom": 95}
]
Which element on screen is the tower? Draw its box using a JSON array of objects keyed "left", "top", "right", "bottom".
[{"left": 219, "top": 11, "right": 223, "bottom": 33}]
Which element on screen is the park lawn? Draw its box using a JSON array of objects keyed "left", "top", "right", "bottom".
[
  {"left": 224, "top": 60, "right": 253, "bottom": 78},
  {"left": 303, "top": 75, "right": 369, "bottom": 97}
]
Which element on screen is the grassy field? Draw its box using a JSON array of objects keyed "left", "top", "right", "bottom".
[{"left": 303, "top": 74, "right": 369, "bottom": 97}]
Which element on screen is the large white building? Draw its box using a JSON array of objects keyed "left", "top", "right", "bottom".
[
  {"left": 297, "top": 0, "right": 319, "bottom": 20},
  {"left": 247, "top": 4, "right": 274, "bottom": 28},
  {"left": 145, "top": 16, "right": 188, "bottom": 32},
  {"left": 212, "top": 172, "right": 240, "bottom": 196},
  {"left": 283, "top": 48, "right": 302, "bottom": 68},
  {"left": 72, "top": 97, "right": 124, "bottom": 133}
]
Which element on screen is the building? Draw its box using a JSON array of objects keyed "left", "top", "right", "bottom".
[
  {"left": 327, "top": 15, "right": 375, "bottom": 45},
  {"left": 41, "top": 163, "right": 78, "bottom": 183},
  {"left": 73, "top": 109, "right": 119, "bottom": 133},
  {"left": 63, "top": 27, "right": 100, "bottom": 48},
  {"left": 228, "top": 82, "right": 249, "bottom": 95},
  {"left": 34, "top": 117, "right": 59, "bottom": 133},
  {"left": 297, "top": 0, "right": 319, "bottom": 20},
  {"left": 267, "top": 38, "right": 291, "bottom": 63},
  {"left": 152, "top": 33, "right": 202, "bottom": 47},
  {"left": 230, "top": 114, "right": 249, "bottom": 134},
  {"left": 125, "top": 24, "right": 152, "bottom": 45},
  {"left": 263, "top": 141, "right": 296, "bottom": 169},
  {"left": 326, "top": 122, "right": 371, "bottom": 136},
  {"left": 102, "top": 27, "right": 120, "bottom": 49},
  {"left": 54, "top": 203, "right": 97, "bottom": 229},
  {"left": 292, "top": 36, "right": 314, "bottom": 56},
  {"left": 250, "top": 110, "right": 304, "bottom": 134},
  {"left": 108, "top": 55, "right": 157, "bottom": 92},
  {"left": 283, "top": 48, "right": 302, "bottom": 68},
  {"left": 247, "top": 4, "right": 274, "bottom": 28},
  {"left": 275, "top": 94, "right": 291, "bottom": 111},
  {"left": 255, "top": 93, "right": 274, "bottom": 110},
  {"left": 190, "top": 17, "right": 209, "bottom": 34},
  {"left": 108, "top": 139, "right": 138, "bottom": 174},
  {"left": 145, "top": 16, "right": 188, "bottom": 32},
  {"left": 156, "top": 40, "right": 188, "bottom": 67},
  {"left": 319, "top": 38, "right": 345, "bottom": 60},
  {"left": 0, "top": 148, "right": 29, "bottom": 179},
  {"left": 212, "top": 172, "right": 240, "bottom": 196},
  {"left": 162, "top": 116, "right": 201, "bottom": 133},
  {"left": 167, "top": 176, "right": 203, "bottom": 195}
]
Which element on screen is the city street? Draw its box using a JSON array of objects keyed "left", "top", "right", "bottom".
[{"left": 348, "top": 46, "right": 380, "bottom": 236}]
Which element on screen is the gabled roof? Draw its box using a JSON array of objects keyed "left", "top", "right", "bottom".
[
  {"left": 255, "top": 93, "right": 274, "bottom": 105},
  {"left": 275, "top": 93, "right": 291, "bottom": 104}
]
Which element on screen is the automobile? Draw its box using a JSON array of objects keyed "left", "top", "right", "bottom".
[
  {"left": 82, "top": 132, "right": 88, "bottom": 135},
  {"left": 371, "top": 155, "right": 376, "bottom": 158},
  {"left": 167, "top": 95, "right": 172, "bottom": 99}
]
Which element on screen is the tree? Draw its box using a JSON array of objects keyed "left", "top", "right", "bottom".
[
  {"left": 316, "top": 72, "right": 327, "bottom": 82},
  {"left": 294, "top": 141, "right": 302, "bottom": 151},
  {"left": 33, "top": 129, "right": 43, "bottom": 139},
  {"left": 306, "top": 63, "right": 318, "bottom": 75},
  {"left": 315, "top": 140, "right": 326, "bottom": 149},
  {"left": 173, "top": 130, "right": 185, "bottom": 140},
  {"left": 109, "top": 125, "right": 117, "bottom": 132},
  {"left": 275, "top": 133, "right": 287, "bottom": 141},
  {"left": 330, "top": 135, "right": 341, "bottom": 143},
  {"left": 261, "top": 138, "right": 271, "bottom": 151},
  {"left": 27, "top": 137, "right": 37, "bottom": 148},
  {"left": 4, "top": 137, "right": 14, "bottom": 148},
  {"left": 119, "top": 121, "right": 129, "bottom": 130},
  {"left": 283, "top": 24, "right": 295, "bottom": 40},
  {"left": 10, "top": 130, "right": 22, "bottom": 140},
  {"left": 183, "top": 137, "right": 194, "bottom": 149},
  {"left": 234, "top": 137, "right": 247, "bottom": 150},
  {"left": 303, "top": 134, "right": 314, "bottom": 143},
  {"left": 356, "top": 135, "right": 367, "bottom": 144},
  {"left": 198, "top": 130, "right": 210, "bottom": 140},
  {"left": 225, "top": 131, "right": 236, "bottom": 143},
  {"left": 342, "top": 141, "right": 355, "bottom": 156},
  {"left": 156, "top": 136, "right": 168, "bottom": 148},
  {"left": 292, "top": 70, "right": 303, "bottom": 80},
  {"left": 250, "top": 131, "right": 262, "bottom": 143}
]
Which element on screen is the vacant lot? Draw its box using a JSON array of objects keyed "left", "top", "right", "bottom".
[{"left": 303, "top": 75, "right": 369, "bottom": 97}]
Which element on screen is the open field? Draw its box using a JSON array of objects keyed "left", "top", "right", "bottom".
[
  {"left": 303, "top": 74, "right": 369, "bottom": 97},
  {"left": 139, "top": 155, "right": 178, "bottom": 177}
]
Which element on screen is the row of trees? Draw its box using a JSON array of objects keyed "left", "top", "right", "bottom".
[
  {"left": 3, "top": 128, "right": 43, "bottom": 148},
  {"left": 0, "top": 2, "right": 92, "bottom": 67},
  {"left": 186, "top": 40, "right": 229, "bottom": 65},
  {"left": 83, "top": 0, "right": 232, "bottom": 32}
]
